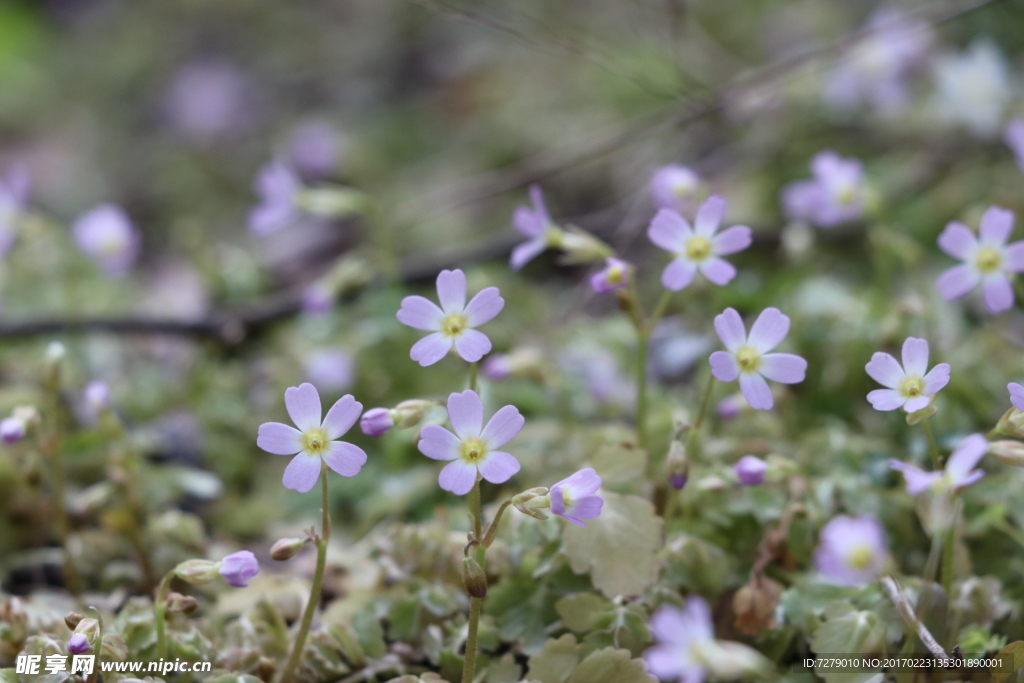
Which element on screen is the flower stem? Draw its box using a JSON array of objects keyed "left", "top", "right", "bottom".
[
  {"left": 469, "top": 361, "right": 479, "bottom": 393},
  {"left": 41, "top": 378, "right": 82, "bottom": 599},
  {"left": 635, "top": 329, "right": 650, "bottom": 452},
  {"left": 685, "top": 371, "right": 716, "bottom": 457},
  {"left": 463, "top": 479, "right": 485, "bottom": 683},
  {"left": 921, "top": 418, "right": 941, "bottom": 469},
  {"left": 647, "top": 289, "right": 673, "bottom": 332},
  {"left": 154, "top": 572, "right": 173, "bottom": 660},
  {"left": 279, "top": 465, "right": 331, "bottom": 683}
]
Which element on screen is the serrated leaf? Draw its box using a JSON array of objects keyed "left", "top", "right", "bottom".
[
  {"left": 565, "top": 647, "right": 654, "bottom": 683},
  {"left": 527, "top": 634, "right": 580, "bottom": 683}
]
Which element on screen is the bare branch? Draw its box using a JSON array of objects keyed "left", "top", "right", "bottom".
[{"left": 881, "top": 575, "right": 951, "bottom": 662}]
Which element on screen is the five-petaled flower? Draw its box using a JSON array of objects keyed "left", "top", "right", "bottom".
[
  {"left": 814, "top": 515, "right": 889, "bottom": 587},
  {"left": 589, "top": 257, "right": 631, "bottom": 294},
  {"left": 649, "top": 164, "right": 701, "bottom": 214},
  {"left": 709, "top": 307, "right": 807, "bottom": 410},
  {"left": 550, "top": 468, "right": 604, "bottom": 527},
  {"left": 643, "top": 597, "right": 715, "bottom": 683},
  {"left": 397, "top": 269, "right": 504, "bottom": 366},
  {"left": 256, "top": 383, "right": 367, "bottom": 492},
  {"left": 648, "top": 195, "right": 752, "bottom": 291},
  {"left": 889, "top": 433, "right": 987, "bottom": 495},
  {"left": 935, "top": 206, "right": 1024, "bottom": 313},
  {"left": 417, "top": 390, "right": 523, "bottom": 495},
  {"left": 781, "top": 151, "right": 865, "bottom": 228},
  {"left": 249, "top": 161, "right": 301, "bottom": 235},
  {"left": 72, "top": 204, "right": 141, "bottom": 278},
  {"left": 865, "top": 337, "right": 950, "bottom": 413},
  {"left": 510, "top": 185, "right": 560, "bottom": 270}
]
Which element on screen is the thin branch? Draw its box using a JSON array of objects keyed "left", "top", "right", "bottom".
[{"left": 881, "top": 576, "right": 951, "bottom": 662}]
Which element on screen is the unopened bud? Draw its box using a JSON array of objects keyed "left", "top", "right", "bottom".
[
  {"left": 173, "top": 559, "right": 220, "bottom": 585},
  {"left": 73, "top": 618, "right": 100, "bottom": 643},
  {"left": 664, "top": 441, "right": 689, "bottom": 490},
  {"left": 392, "top": 399, "right": 435, "bottom": 429},
  {"left": 165, "top": 592, "right": 198, "bottom": 615},
  {"left": 996, "top": 408, "right": 1024, "bottom": 439},
  {"left": 461, "top": 557, "right": 487, "bottom": 599},
  {"left": 733, "top": 455, "right": 767, "bottom": 486},
  {"left": 512, "top": 487, "right": 550, "bottom": 520},
  {"left": 990, "top": 440, "right": 1024, "bottom": 467},
  {"left": 360, "top": 408, "right": 394, "bottom": 437},
  {"left": 256, "top": 657, "right": 278, "bottom": 681},
  {"left": 64, "top": 612, "right": 85, "bottom": 630},
  {"left": 905, "top": 403, "right": 937, "bottom": 426},
  {"left": 1, "top": 417, "right": 26, "bottom": 444},
  {"left": 556, "top": 228, "right": 613, "bottom": 265},
  {"left": 482, "top": 348, "right": 546, "bottom": 382},
  {"left": 732, "top": 575, "right": 782, "bottom": 636},
  {"left": 270, "top": 537, "right": 309, "bottom": 561}
]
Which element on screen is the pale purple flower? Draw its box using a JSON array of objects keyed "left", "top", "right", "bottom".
[
  {"left": 302, "top": 281, "right": 334, "bottom": 314},
  {"left": 0, "top": 165, "right": 29, "bottom": 258},
  {"left": 781, "top": 152, "right": 865, "bottom": 228},
  {"left": 67, "top": 634, "right": 90, "bottom": 655},
  {"left": 709, "top": 307, "right": 807, "bottom": 411},
  {"left": 1009, "top": 382, "right": 1024, "bottom": 411},
  {"left": 643, "top": 597, "right": 714, "bottom": 683},
  {"left": 289, "top": 121, "right": 344, "bottom": 180},
  {"left": 256, "top": 383, "right": 367, "bottom": 492},
  {"left": 360, "top": 407, "right": 393, "bottom": 437},
  {"left": 932, "top": 39, "right": 1012, "bottom": 138},
  {"left": 0, "top": 418, "right": 23, "bottom": 444},
  {"left": 164, "top": 62, "right": 252, "bottom": 144},
  {"left": 889, "top": 433, "right": 986, "bottom": 495},
  {"left": 649, "top": 164, "right": 701, "bottom": 213},
  {"left": 1006, "top": 118, "right": 1024, "bottom": 172},
  {"left": 72, "top": 204, "right": 140, "bottom": 278},
  {"left": 510, "top": 185, "right": 559, "bottom": 270},
  {"left": 550, "top": 468, "right": 604, "bottom": 527},
  {"left": 589, "top": 257, "right": 631, "bottom": 294},
  {"left": 717, "top": 393, "right": 745, "bottom": 420},
  {"left": 865, "top": 337, "right": 950, "bottom": 413},
  {"left": 249, "top": 161, "right": 301, "bottom": 235},
  {"left": 935, "top": 206, "right": 1024, "bottom": 313},
  {"left": 814, "top": 515, "right": 889, "bottom": 587},
  {"left": 218, "top": 550, "right": 260, "bottom": 588},
  {"left": 734, "top": 455, "right": 766, "bottom": 486},
  {"left": 482, "top": 354, "right": 513, "bottom": 380},
  {"left": 396, "top": 269, "right": 504, "bottom": 366},
  {"left": 83, "top": 381, "right": 110, "bottom": 413},
  {"left": 417, "top": 390, "right": 523, "bottom": 495},
  {"left": 647, "top": 195, "right": 751, "bottom": 291},
  {"left": 304, "top": 350, "right": 355, "bottom": 394}
]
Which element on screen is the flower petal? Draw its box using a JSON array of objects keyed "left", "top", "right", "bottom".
[
  {"left": 937, "top": 221, "right": 978, "bottom": 259},
  {"left": 322, "top": 395, "right": 362, "bottom": 439},
  {"left": 865, "top": 352, "right": 905, "bottom": 388},
  {"left": 454, "top": 329, "right": 492, "bottom": 362},
  {"left": 510, "top": 237, "right": 547, "bottom": 270},
  {"left": 529, "top": 184, "right": 551, "bottom": 225},
  {"left": 447, "top": 390, "right": 484, "bottom": 439},
  {"left": 945, "top": 433, "right": 988, "bottom": 480},
  {"left": 694, "top": 195, "right": 725, "bottom": 236},
  {"left": 397, "top": 295, "right": 445, "bottom": 331},
  {"left": 648, "top": 209, "right": 692, "bottom": 252},
  {"left": 464, "top": 287, "right": 504, "bottom": 326},
  {"left": 322, "top": 441, "right": 367, "bottom": 477},
  {"left": 661, "top": 258, "right": 697, "bottom": 291},
  {"left": 759, "top": 353, "right": 807, "bottom": 384},
  {"left": 481, "top": 405, "right": 525, "bottom": 449},
  {"left": 902, "top": 396, "right": 931, "bottom": 413},
  {"left": 1009, "top": 382, "right": 1024, "bottom": 411},
  {"left": 713, "top": 307, "right": 747, "bottom": 352},
  {"left": 478, "top": 450, "right": 521, "bottom": 484},
  {"left": 922, "top": 363, "right": 950, "bottom": 395},
  {"left": 709, "top": 350, "right": 740, "bottom": 382},
  {"left": 438, "top": 460, "right": 478, "bottom": 495},
  {"left": 747, "top": 307, "right": 790, "bottom": 353},
  {"left": 257, "top": 422, "right": 303, "bottom": 455},
  {"left": 512, "top": 207, "right": 543, "bottom": 238},
  {"left": 979, "top": 206, "right": 1015, "bottom": 246},
  {"left": 982, "top": 274, "right": 1014, "bottom": 313},
  {"left": 417, "top": 425, "right": 461, "bottom": 461},
  {"left": 712, "top": 225, "right": 752, "bottom": 255},
  {"left": 1004, "top": 242, "right": 1024, "bottom": 272},
  {"left": 740, "top": 372, "right": 773, "bottom": 410},
  {"left": 935, "top": 264, "right": 980, "bottom": 301},
  {"left": 436, "top": 269, "right": 467, "bottom": 313},
  {"left": 410, "top": 333, "right": 453, "bottom": 367},
  {"left": 285, "top": 383, "right": 321, "bottom": 432},
  {"left": 867, "top": 388, "right": 905, "bottom": 411},
  {"left": 889, "top": 460, "right": 941, "bottom": 495},
  {"left": 566, "top": 494, "right": 604, "bottom": 522},
  {"left": 901, "top": 337, "right": 930, "bottom": 378},
  {"left": 282, "top": 454, "right": 322, "bottom": 492},
  {"left": 699, "top": 257, "right": 736, "bottom": 286}
]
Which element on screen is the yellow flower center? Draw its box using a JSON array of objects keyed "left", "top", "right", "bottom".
[
  {"left": 847, "top": 545, "right": 874, "bottom": 571},
  {"left": 441, "top": 312, "right": 468, "bottom": 338},
  {"left": 302, "top": 428, "right": 329, "bottom": 455},
  {"left": 975, "top": 246, "right": 1002, "bottom": 274},
  {"left": 736, "top": 345, "right": 761, "bottom": 373},
  {"left": 899, "top": 375, "right": 924, "bottom": 398},
  {"left": 685, "top": 236, "right": 712, "bottom": 262},
  {"left": 606, "top": 264, "right": 625, "bottom": 285},
  {"left": 460, "top": 438, "right": 486, "bottom": 463},
  {"left": 836, "top": 184, "right": 857, "bottom": 206}
]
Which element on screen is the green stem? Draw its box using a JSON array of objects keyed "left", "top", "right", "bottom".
[
  {"left": 481, "top": 500, "right": 513, "bottom": 548},
  {"left": 468, "top": 362, "right": 479, "bottom": 393},
  {"left": 646, "top": 289, "right": 673, "bottom": 333},
  {"left": 42, "top": 382, "right": 81, "bottom": 599},
  {"left": 463, "top": 479, "right": 484, "bottom": 683},
  {"left": 635, "top": 329, "right": 650, "bottom": 452},
  {"left": 994, "top": 518, "right": 1024, "bottom": 551},
  {"left": 154, "top": 573, "right": 173, "bottom": 660},
  {"left": 921, "top": 418, "right": 941, "bottom": 469},
  {"left": 685, "top": 372, "right": 716, "bottom": 457},
  {"left": 279, "top": 465, "right": 331, "bottom": 683},
  {"left": 662, "top": 488, "right": 679, "bottom": 533},
  {"left": 87, "top": 607, "right": 103, "bottom": 683}
]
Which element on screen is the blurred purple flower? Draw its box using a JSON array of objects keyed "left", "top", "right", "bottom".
[
  {"left": 814, "top": 515, "right": 889, "bottom": 587},
  {"left": 589, "top": 257, "right": 630, "bottom": 294},
  {"left": 889, "top": 433, "right": 986, "bottom": 495},
  {"left": 936, "top": 206, "right": 1024, "bottom": 313},
  {"left": 717, "top": 393, "right": 746, "bottom": 420},
  {"left": 709, "top": 307, "right": 807, "bottom": 411},
  {"left": 734, "top": 455, "right": 767, "bottom": 486},
  {"left": 510, "top": 185, "right": 557, "bottom": 270},
  {"left": 289, "top": 122, "right": 344, "bottom": 180},
  {"left": 256, "top": 383, "right": 367, "bottom": 492},
  {"left": 218, "top": 550, "right": 260, "bottom": 587},
  {"left": 932, "top": 39, "right": 1012, "bottom": 138},
  {"left": 417, "top": 390, "right": 523, "bottom": 495},
  {"left": 397, "top": 269, "right": 504, "bottom": 366},
  {"left": 360, "top": 407, "right": 394, "bottom": 437},
  {"left": 782, "top": 152, "right": 865, "bottom": 228},
  {"left": 483, "top": 353, "right": 513, "bottom": 381},
  {"left": 0, "top": 166, "right": 29, "bottom": 258},
  {"left": 249, "top": 161, "right": 302, "bottom": 236},
  {"left": 301, "top": 281, "right": 334, "bottom": 315},
  {"left": 1009, "top": 382, "right": 1024, "bottom": 411},
  {"left": 648, "top": 195, "right": 752, "bottom": 291},
  {"left": 550, "top": 468, "right": 604, "bottom": 527},
  {"left": 304, "top": 349, "right": 355, "bottom": 394},
  {"left": 649, "top": 164, "right": 701, "bottom": 214},
  {"left": 865, "top": 337, "right": 949, "bottom": 413},
  {"left": 0, "top": 417, "right": 25, "bottom": 444},
  {"left": 67, "top": 634, "right": 90, "bottom": 654},
  {"left": 1005, "top": 118, "right": 1024, "bottom": 172},
  {"left": 72, "top": 204, "right": 140, "bottom": 278},
  {"left": 643, "top": 597, "right": 714, "bottom": 683},
  {"left": 165, "top": 62, "right": 252, "bottom": 144}
]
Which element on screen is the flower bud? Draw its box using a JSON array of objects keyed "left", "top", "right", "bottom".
[
  {"left": 996, "top": 408, "right": 1024, "bottom": 439},
  {"left": 664, "top": 440, "right": 689, "bottom": 490},
  {"left": 512, "top": 487, "right": 550, "bottom": 520},
  {"left": 83, "top": 381, "right": 110, "bottom": 415},
  {"left": 64, "top": 612, "right": 85, "bottom": 630},
  {"left": 717, "top": 393, "right": 745, "bottom": 420},
  {"left": 461, "top": 557, "right": 487, "bottom": 599},
  {"left": 483, "top": 348, "right": 546, "bottom": 382},
  {"left": 173, "top": 559, "right": 221, "bottom": 585},
  {"left": 270, "top": 537, "right": 309, "bottom": 561},
  {"left": 734, "top": 455, "right": 767, "bottom": 486},
  {"left": 359, "top": 408, "right": 394, "bottom": 437},
  {"left": 0, "top": 417, "right": 25, "bottom": 444},
  {"left": 905, "top": 403, "right": 937, "bottom": 426},
  {"left": 43, "top": 342, "right": 66, "bottom": 387},
  {"left": 989, "top": 440, "right": 1024, "bottom": 467},
  {"left": 67, "top": 633, "right": 90, "bottom": 654},
  {"left": 392, "top": 400, "right": 435, "bottom": 429},
  {"left": 732, "top": 575, "right": 781, "bottom": 636},
  {"left": 217, "top": 550, "right": 260, "bottom": 588},
  {"left": 165, "top": 592, "right": 199, "bottom": 615},
  {"left": 73, "top": 618, "right": 100, "bottom": 643},
  {"left": 556, "top": 228, "right": 613, "bottom": 265}
]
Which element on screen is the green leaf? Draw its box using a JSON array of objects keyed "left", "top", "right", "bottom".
[
  {"left": 527, "top": 634, "right": 581, "bottom": 683},
  {"left": 565, "top": 647, "right": 653, "bottom": 683},
  {"left": 993, "top": 641, "right": 1024, "bottom": 683},
  {"left": 555, "top": 593, "right": 611, "bottom": 633}
]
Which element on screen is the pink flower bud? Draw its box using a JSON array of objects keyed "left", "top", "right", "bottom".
[{"left": 360, "top": 408, "right": 394, "bottom": 436}]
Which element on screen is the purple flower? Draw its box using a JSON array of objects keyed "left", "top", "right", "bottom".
[
  {"left": 890, "top": 433, "right": 987, "bottom": 495},
  {"left": 643, "top": 597, "right": 714, "bottom": 683},
  {"left": 67, "top": 633, "right": 90, "bottom": 655},
  {"left": 304, "top": 349, "right": 355, "bottom": 394},
  {"left": 510, "top": 185, "right": 558, "bottom": 270},
  {"left": 865, "top": 337, "right": 950, "bottom": 413},
  {"left": 649, "top": 164, "right": 701, "bottom": 213},
  {"left": 218, "top": 550, "right": 260, "bottom": 588},
  {"left": 417, "top": 390, "right": 523, "bottom": 495},
  {"left": 589, "top": 257, "right": 631, "bottom": 294},
  {"left": 550, "top": 468, "right": 604, "bottom": 527},
  {"left": 0, "top": 165, "right": 29, "bottom": 258},
  {"left": 256, "top": 383, "right": 367, "bottom": 492},
  {"left": 814, "top": 515, "right": 889, "bottom": 587},
  {"left": 397, "top": 269, "right": 504, "bottom": 366},
  {"left": 249, "top": 161, "right": 302, "bottom": 235},
  {"left": 84, "top": 381, "right": 110, "bottom": 413},
  {"left": 72, "top": 204, "right": 140, "bottom": 278},
  {"left": 1009, "top": 382, "right": 1024, "bottom": 411},
  {"left": 1, "top": 417, "right": 25, "bottom": 444},
  {"left": 483, "top": 354, "right": 513, "bottom": 380},
  {"left": 734, "top": 455, "right": 767, "bottom": 486},
  {"left": 1005, "top": 118, "right": 1024, "bottom": 172},
  {"left": 717, "top": 393, "right": 745, "bottom": 420},
  {"left": 164, "top": 62, "right": 252, "bottom": 144},
  {"left": 302, "top": 281, "right": 334, "bottom": 315},
  {"left": 935, "top": 206, "right": 1024, "bottom": 313},
  {"left": 360, "top": 407, "right": 394, "bottom": 437},
  {"left": 648, "top": 196, "right": 752, "bottom": 291},
  {"left": 709, "top": 307, "right": 807, "bottom": 411},
  {"left": 781, "top": 152, "right": 865, "bottom": 228},
  {"left": 289, "top": 121, "right": 344, "bottom": 180}
]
